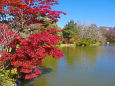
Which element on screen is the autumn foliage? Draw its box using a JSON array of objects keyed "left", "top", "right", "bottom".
[
  {"left": 0, "top": 0, "right": 66, "bottom": 24},
  {"left": 0, "top": 28, "right": 63, "bottom": 79},
  {"left": 0, "top": 0, "right": 65, "bottom": 80}
]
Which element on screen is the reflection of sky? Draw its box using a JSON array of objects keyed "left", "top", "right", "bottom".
[
  {"left": 56, "top": 45, "right": 115, "bottom": 86},
  {"left": 98, "top": 46, "right": 115, "bottom": 57},
  {"left": 101, "top": 46, "right": 115, "bottom": 50}
]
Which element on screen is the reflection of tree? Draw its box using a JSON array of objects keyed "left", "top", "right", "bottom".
[
  {"left": 41, "top": 56, "right": 59, "bottom": 68},
  {"left": 81, "top": 47, "right": 99, "bottom": 66},
  {"left": 62, "top": 47, "right": 100, "bottom": 67},
  {"left": 33, "top": 74, "right": 47, "bottom": 86},
  {"left": 62, "top": 47, "right": 79, "bottom": 66},
  {"left": 33, "top": 56, "right": 59, "bottom": 86}
]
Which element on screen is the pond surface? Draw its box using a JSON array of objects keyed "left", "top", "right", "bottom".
[{"left": 23, "top": 44, "right": 115, "bottom": 86}]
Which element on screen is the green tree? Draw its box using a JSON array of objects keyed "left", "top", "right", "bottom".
[{"left": 62, "top": 20, "right": 78, "bottom": 43}]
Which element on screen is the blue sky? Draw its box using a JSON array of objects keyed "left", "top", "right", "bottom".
[{"left": 52, "top": 0, "right": 115, "bottom": 28}]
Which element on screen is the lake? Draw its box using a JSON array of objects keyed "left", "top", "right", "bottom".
[{"left": 23, "top": 44, "right": 115, "bottom": 86}]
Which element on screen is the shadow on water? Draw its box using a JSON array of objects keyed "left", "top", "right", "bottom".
[
  {"left": 40, "top": 66, "right": 52, "bottom": 75},
  {"left": 17, "top": 67, "right": 52, "bottom": 86}
]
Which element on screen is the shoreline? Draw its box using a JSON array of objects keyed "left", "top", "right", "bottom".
[{"left": 60, "top": 44, "right": 76, "bottom": 47}]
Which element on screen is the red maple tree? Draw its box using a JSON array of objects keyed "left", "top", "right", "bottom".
[{"left": 0, "top": 0, "right": 66, "bottom": 79}]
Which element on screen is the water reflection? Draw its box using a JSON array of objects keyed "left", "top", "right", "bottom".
[
  {"left": 23, "top": 44, "right": 115, "bottom": 86},
  {"left": 62, "top": 47, "right": 100, "bottom": 66}
]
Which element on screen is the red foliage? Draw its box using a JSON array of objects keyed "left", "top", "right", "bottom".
[
  {"left": 0, "top": 0, "right": 65, "bottom": 80},
  {"left": 0, "top": 0, "right": 66, "bottom": 24},
  {"left": 0, "top": 28, "right": 63, "bottom": 79},
  {"left": 0, "top": 24, "right": 22, "bottom": 48}
]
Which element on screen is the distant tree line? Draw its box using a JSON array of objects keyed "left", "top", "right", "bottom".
[
  {"left": 99, "top": 26, "right": 115, "bottom": 42},
  {"left": 62, "top": 20, "right": 108, "bottom": 46}
]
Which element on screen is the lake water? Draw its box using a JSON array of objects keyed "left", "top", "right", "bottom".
[{"left": 23, "top": 44, "right": 115, "bottom": 86}]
